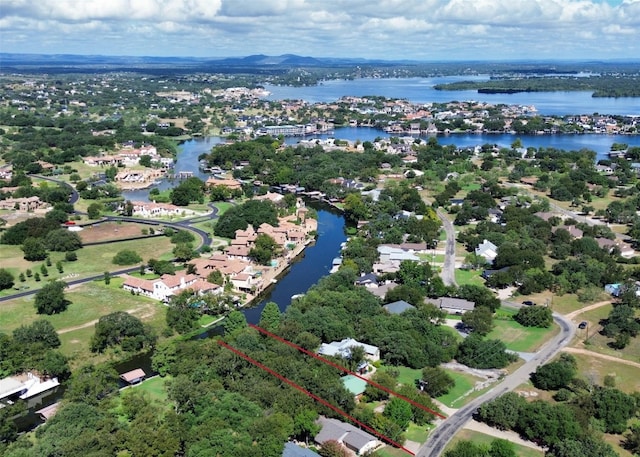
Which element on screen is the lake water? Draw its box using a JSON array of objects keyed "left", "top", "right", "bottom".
[
  {"left": 285, "top": 127, "right": 640, "bottom": 162},
  {"left": 264, "top": 77, "right": 640, "bottom": 116}
]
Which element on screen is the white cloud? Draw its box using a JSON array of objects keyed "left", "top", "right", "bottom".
[{"left": 0, "top": 0, "right": 638, "bottom": 59}]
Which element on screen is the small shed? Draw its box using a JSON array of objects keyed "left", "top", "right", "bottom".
[{"left": 120, "top": 368, "right": 146, "bottom": 385}]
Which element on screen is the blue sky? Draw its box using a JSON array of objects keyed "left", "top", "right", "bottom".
[{"left": 1, "top": 0, "right": 639, "bottom": 60}]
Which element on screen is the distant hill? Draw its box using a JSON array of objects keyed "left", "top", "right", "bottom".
[{"left": 0, "top": 52, "right": 411, "bottom": 70}]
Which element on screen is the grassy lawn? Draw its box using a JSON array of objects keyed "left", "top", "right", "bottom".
[
  {"left": 445, "top": 429, "right": 544, "bottom": 457},
  {"left": 130, "top": 375, "right": 172, "bottom": 404},
  {"left": 454, "top": 268, "right": 485, "bottom": 286},
  {"left": 1, "top": 237, "right": 174, "bottom": 298},
  {"left": 437, "top": 370, "right": 484, "bottom": 408},
  {"left": 213, "top": 201, "right": 234, "bottom": 215},
  {"left": 373, "top": 448, "right": 407, "bottom": 457},
  {"left": 571, "top": 351, "right": 640, "bottom": 394},
  {"left": 405, "top": 422, "right": 429, "bottom": 443},
  {"left": 382, "top": 366, "right": 422, "bottom": 387},
  {"left": 581, "top": 331, "right": 640, "bottom": 365},
  {"left": 487, "top": 318, "right": 559, "bottom": 353},
  {"left": 0, "top": 279, "right": 165, "bottom": 335}
]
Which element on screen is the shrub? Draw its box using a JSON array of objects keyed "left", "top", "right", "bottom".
[{"left": 112, "top": 249, "right": 143, "bottom": 265}]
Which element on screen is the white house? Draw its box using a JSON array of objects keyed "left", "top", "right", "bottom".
[
  {"left": 475, "top": 239, "right": 498, "bottom": 264},
  {"left": 318, "top": 338, "right": 380, "bottom": 362}
]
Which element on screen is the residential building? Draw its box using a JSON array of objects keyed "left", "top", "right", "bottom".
[
  {"left": 318, "top": 338, "right": 380, "bottom": 362},
  {"left": 315, "top": 417, "right": 380, "bottom": 456}
]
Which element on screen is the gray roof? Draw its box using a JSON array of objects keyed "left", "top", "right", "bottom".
[
  {"left": 315, "top": 417, "right": 377, "bottom": 452},
  {"left": 439, "top": 297, "right": 475, "bottom": 311},
  {"left": 283, "top": 442, "right": 320, "bottom": 457},
  {"left": 383, "top": 300, "right": 415, "bottom": 314}
]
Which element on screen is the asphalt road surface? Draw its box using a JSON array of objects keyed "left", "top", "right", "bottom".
[{"left": 417, "top": 311, "right": 575, "bottom": 456}]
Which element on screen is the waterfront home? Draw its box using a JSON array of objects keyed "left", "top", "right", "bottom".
[
  {"left": 0, "top": 372, "right": 60, "bottom": 403},
  {"left": 205, "top": 177, "right": 242, "bottom": 191},
  {"left": 122, "top": 271, "right": 199, "bottom": 302}
]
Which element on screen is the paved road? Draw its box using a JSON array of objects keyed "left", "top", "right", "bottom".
[
  {"left": 417, "top": 311, "right": 575, "bottom": 456},
  {"left": 436, "top": 208, "right": 457, "bottom": 286}
]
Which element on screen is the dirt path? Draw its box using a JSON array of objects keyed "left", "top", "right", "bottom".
[
  {"left": 562, "top": 347, "right": 640, "bottom": 368},
  {"left": 565, "top": 300, "right": 611, "bottom": 320},
  {"left": 464, "top": 420, "right": 546, "bottom": 452}
]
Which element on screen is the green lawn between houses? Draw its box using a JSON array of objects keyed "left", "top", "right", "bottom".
[
  {"left": 444, "top": 429, "right": 544, "bottom": 457},
  {"left": 489, "top": 308, "right": 559, "bottom": 353}
]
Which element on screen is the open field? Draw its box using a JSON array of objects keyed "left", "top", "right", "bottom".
[
  {"left": 0, "top": 279, "right": 164, "bottom": 334},
  {"left": 454, "top": 268, "right": 484, "bottom": 286},
  {"left": 77, "top": 221, "right": 158, "bottom": 243},
  {"left": 1, "top": 279, "right": 168, "bottom": 366},
  {"left": 445, "top": 429, "right": 544, "bottom": 457},
  {"left": 437, "top": 370, "right": 485, "bottom": 408},
  {"left": 1, "top": 236, "right": 174, "bottom": 298},
  {"left": 488, "top": 317, "right": 559, "bottom": 353},
  {"left": 571, "top": 351, "right": 640, "bottom": 394}
]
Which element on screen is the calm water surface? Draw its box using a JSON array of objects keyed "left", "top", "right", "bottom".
[{"left": 265, "top": 77, "right": 640, "bottom": 116}]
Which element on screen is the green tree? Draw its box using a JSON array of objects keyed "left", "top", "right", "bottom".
[
  {"left": 87, "top": 202, "right": 102, "bottom": 219},
  {"left": 12, "top": 319, "right": 60, "bottom": 348},
  {"left": 34, "top": 280, "right": 69, "bottom": 315},
  {"left": 44, "top": 228, "right": 82, "bottom": 252},
  {"left": 592, "top": 387, "right": 638, "bottom": 434},
  {"left": 112, "top": 249, "right": 142, "bottom": 265},
  {"left": 293, "top": 409, "right": 320, "bottom": 445},
  {"left": 223, "top": 310, "right": 247, "bottom": 335},
  {"left": 461, "top": 306, "right": 494, "bottom": 335},
  {"left": 0, "top": 269, "right": 15, "bottom": 290},
  {"left": 172, "top": 243, "right": 196, "bottom": 262},
  {"left": 166, "top": 290, "right": 201, "bottom": 334},
  {"left": 531, "top": 354, "right": 577, "bottom": 390},
  {"left": 90, "top": 311, "right": 156, "bottom": 353},
  {"left": 207, "top": 269, "right": 224, "bottom": 285},
  {"left": 65, "top": 364, "right": 119, "bottom": 405},
  {"left": 547, "top": 436, "right": 619, "bottom": 457},
  {"left": 383, "top": 397, "right": 413, "bottom": 429},
  {"left": 457, "top": 334, "right": 517, "bottom": 369},
  {"left": 624, "top": 424, "right": 640, "bottom": 455},
  {"left": 21, "top": 237, "right": 48, "bottom": 261},
  {"left": 103, "top": 271, "right": 110, "bottom": 285},
  {"left": 249, "top": 233, "right": 281, "bottom": 265},
  {"left": 514, "top": 306, "right": 553, "bottom": 328},
  {"left": 420, "top": 366, "right": 455, "bottom": 397},
  {"left": 259, "top": 301, "right": 282, "bottom": 332}
]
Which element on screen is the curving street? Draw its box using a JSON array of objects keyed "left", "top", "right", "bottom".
[{"left": 417, "top": 311, "right": 575, "bottom": 456}]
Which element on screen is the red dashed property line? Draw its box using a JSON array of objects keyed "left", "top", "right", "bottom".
[
  {"left": 249, "top": 324, "right": 446, "bottom": 420},
  {"left": 217, "top": 340, "right": 415, "bottom": 456}
]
